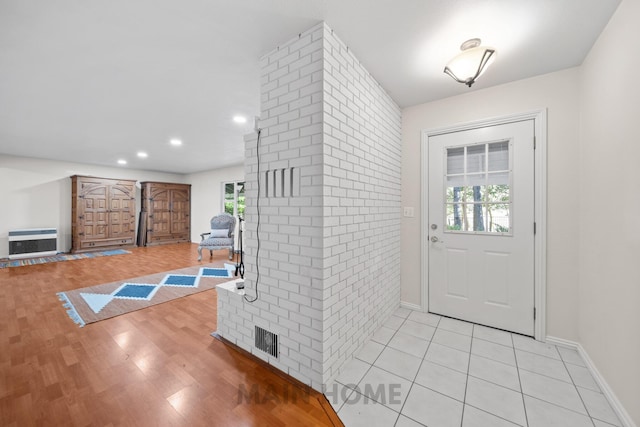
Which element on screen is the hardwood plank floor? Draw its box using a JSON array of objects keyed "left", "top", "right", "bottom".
[{"left": 0, "top": 244, "right": 342, "bottom": 426}]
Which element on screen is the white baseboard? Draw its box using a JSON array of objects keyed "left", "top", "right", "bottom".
[
  {"left": 546, "top": 335, "right": 637, "bottom": 427},
  {"left": 400, "top": 301, "right": 422, "bottom": 311}
]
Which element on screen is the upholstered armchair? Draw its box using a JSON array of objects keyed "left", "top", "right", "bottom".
[{"left": 197, "top": 213, "right": 236, "bottom": 261}]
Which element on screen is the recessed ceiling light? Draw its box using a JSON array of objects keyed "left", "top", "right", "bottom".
[
  {"left": 233, "top": 115, "right": 247, "bottom": 124},
  {"left": 117, "top": 159, "right": 127, "bottom": 165},
  {"left": 170, "top": 138, "right": 183, "bottom": 146},
  {"left": 137, "top": 151, "right": 148, "bottom": 158}
]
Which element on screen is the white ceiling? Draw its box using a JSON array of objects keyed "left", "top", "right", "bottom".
[{"left": 0, "top": 0, "right": 620, "bottom": 174}]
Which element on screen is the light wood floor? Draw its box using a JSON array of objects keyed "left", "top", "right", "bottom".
[{"left": 0, "top": 243, "right": 342, "bottom": 426}]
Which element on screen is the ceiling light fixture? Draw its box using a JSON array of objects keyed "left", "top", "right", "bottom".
[
  {"left": 444, "top": 38, "right": 496, "bottom": 87},
  {"left": 117, "top": 159, "right": 127, "bottom": 165},
  {"left": 137, "top": 151, "right": 148, "bottom": 158},
  {"left": 233, "top": 115, "right": 247, "bottom": 124},
  {"left": 170, "top": 138, "right": 183, "bottom": 146}
]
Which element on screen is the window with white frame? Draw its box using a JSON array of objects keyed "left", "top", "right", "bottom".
[
  {"left": 223, "top": 181, "right": 245, "bottom": 218},
  {"left": 445, "top": 141, "right": 512, "bottom": 234}
]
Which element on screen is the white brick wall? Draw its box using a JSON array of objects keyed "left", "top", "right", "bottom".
[
  {"left": 216, "top": 22, "right": 401, "bottom": 391},
  {"left": 320, "top": 24, "right": 402, "bottom": 384}
]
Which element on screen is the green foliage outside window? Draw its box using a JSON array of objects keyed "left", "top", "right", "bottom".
[
  {"left": 224, "top": 182, "right": 245, "bottom": 217},
  {"left": 445, "top": 184, "right": 510, "bottom": 233}
]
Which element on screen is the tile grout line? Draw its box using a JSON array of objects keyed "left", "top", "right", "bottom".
[
  {"left": 337, "top": 310, "right": 408, "bottom": 417},
  {"left": 514, "top": 340, "right": 605, "bottom": 420},
  {"left": 512, "top": 330, "right": 530, "bottom": 427},
  {"left": 459, "top": 323, "right": 475, "bottom": 427},
  {"left": 464, "top": 403, "right": 530, "bottom": 427},
  {"left": 355, "top": 310, "right": 608, "bottom": 427},
  {"left": 393, "top": 311, "right": 440, "bottom": 427},
  {"left": 404, "top": 318, "right": 531, "bottom": 406},
  {"left": 383, "top": 311, "right": 408, "bottom": 427},
  {"left": 460, "top": 327, "right": 535, "bottom": 427},
  {"left": 356, "top": 313, "right": 405, "bottom": 406},
  {"left": 512, "top": 342, "right": 588, "bottom": 385},
  {"left": 523, "top": 393, "right": 602, "bottom": 420},
  {"left": 513, "top": 362, "right": 578, "bottom": 385},
  {"left": 556, "top": 347, "right": 598, "bottom": 427},
  {"left": 349, "top": 309, "right": 412, "bottom": 426}
]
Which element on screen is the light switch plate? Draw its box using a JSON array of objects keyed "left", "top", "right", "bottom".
[{"left": 403, "top": 207, "right": 414, "bottom": 217}]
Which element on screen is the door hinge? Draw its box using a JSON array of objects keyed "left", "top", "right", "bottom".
[
  {"left": 534, "top": 222, "right": 537, "bottom": 234},
  {"left": 533, "top": 136, "right": 537, "bottom": 150},
  {"left": 534, "top": 307, "right": 537, "bottom": 320}
]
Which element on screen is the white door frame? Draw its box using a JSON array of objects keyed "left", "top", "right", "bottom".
[{"left": 421, "top": 109, "right": 547, "bottom": 341}]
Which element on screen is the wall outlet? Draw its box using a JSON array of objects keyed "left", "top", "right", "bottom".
[{"left": 403, "top": 207, "right": 415, "bottom": 217}]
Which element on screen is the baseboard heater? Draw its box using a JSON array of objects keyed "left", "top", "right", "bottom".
[{"left": 8, "top": 228, "right": 58, "bottom": 260}]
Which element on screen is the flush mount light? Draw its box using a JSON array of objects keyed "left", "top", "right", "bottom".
[
  {"left": 233, "top": 115, "right": 247, "bottom": 124},
  {"left": 137, "top": 151, "right": 148, "bottom": 158},
  {"left": 444, "top": 38, "right": 496, "bottom": 87},
  {"left": 117, "top": 159, "right": 127, "bottom": 165},
  {"left": 170, "top": 138, "right": 183, "bottom": 146}
]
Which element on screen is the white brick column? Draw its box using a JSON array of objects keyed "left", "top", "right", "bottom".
[{"left": 216, "top": 22, "right": 402, "bottom": 391}]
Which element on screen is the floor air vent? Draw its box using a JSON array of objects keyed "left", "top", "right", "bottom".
[{"left": 255, "top": 326, "right": 278, "bottom": 358}]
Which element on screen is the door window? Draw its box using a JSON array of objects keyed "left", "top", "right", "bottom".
[{"left": 444, "top": 141, "right": 511, "bottom": 234}]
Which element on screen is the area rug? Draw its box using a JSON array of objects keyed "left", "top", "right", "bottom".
[
  {"left": 0, "top": 249, "right": 131, "bottom": 269},
  {"left": 57, "top": 263, "right": 236, "bottom": 327}
]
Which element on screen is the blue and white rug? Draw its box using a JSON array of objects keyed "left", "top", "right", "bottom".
[{"left": 57, "top": 263, "right": 236, "bottom": 327}]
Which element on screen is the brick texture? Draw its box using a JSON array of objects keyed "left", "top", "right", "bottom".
[{"left": 216, "top": 22, "right": 401, "bottom": 391}]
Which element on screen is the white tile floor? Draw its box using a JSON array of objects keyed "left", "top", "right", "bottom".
[{"left": 328, "top": 308, "right": 623, "bottom": 427}]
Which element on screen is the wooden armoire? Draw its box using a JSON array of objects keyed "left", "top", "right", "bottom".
[
  {"left": 70, "top": 175, "right": 137, "bottom": 253},
  {"left": 140, "top": 182, "right": 191, "bottom": 246}
]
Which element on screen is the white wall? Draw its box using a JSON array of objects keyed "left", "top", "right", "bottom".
[
  {"left": 578, "top": 0, "right": 640, "bottom": 423},
  {"left": 401, "top": 68, "right": 581, "bottom": 341},
  {"left": 187, "top": 164, "right": 244, "bottom": 243},
  {"left": 0, "top": 154, "right": 185, "bottom": 258}
]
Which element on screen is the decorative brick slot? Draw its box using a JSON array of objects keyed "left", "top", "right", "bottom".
[{"left": 262, "top": 167, "right": 300, "bottom": 198}]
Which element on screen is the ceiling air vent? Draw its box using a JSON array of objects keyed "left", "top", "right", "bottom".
[{"left": 255, "top": 326, "right": 278, "bottom": 358}]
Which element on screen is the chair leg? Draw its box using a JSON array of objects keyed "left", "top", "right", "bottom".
[
  {"left": 197, "top": 246, "right": 202, "bottom": 261},
  {"left": 209, "top": 250, "right": 213, "bottom": 258}
]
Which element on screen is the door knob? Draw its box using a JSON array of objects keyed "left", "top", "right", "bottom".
[{"left": 431, "top": 236, "right": 439, "bottom": 243}]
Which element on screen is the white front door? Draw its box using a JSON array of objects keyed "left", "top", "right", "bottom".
[{"left": 428, "top": 120, "right": 535, "bottom": 336}]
